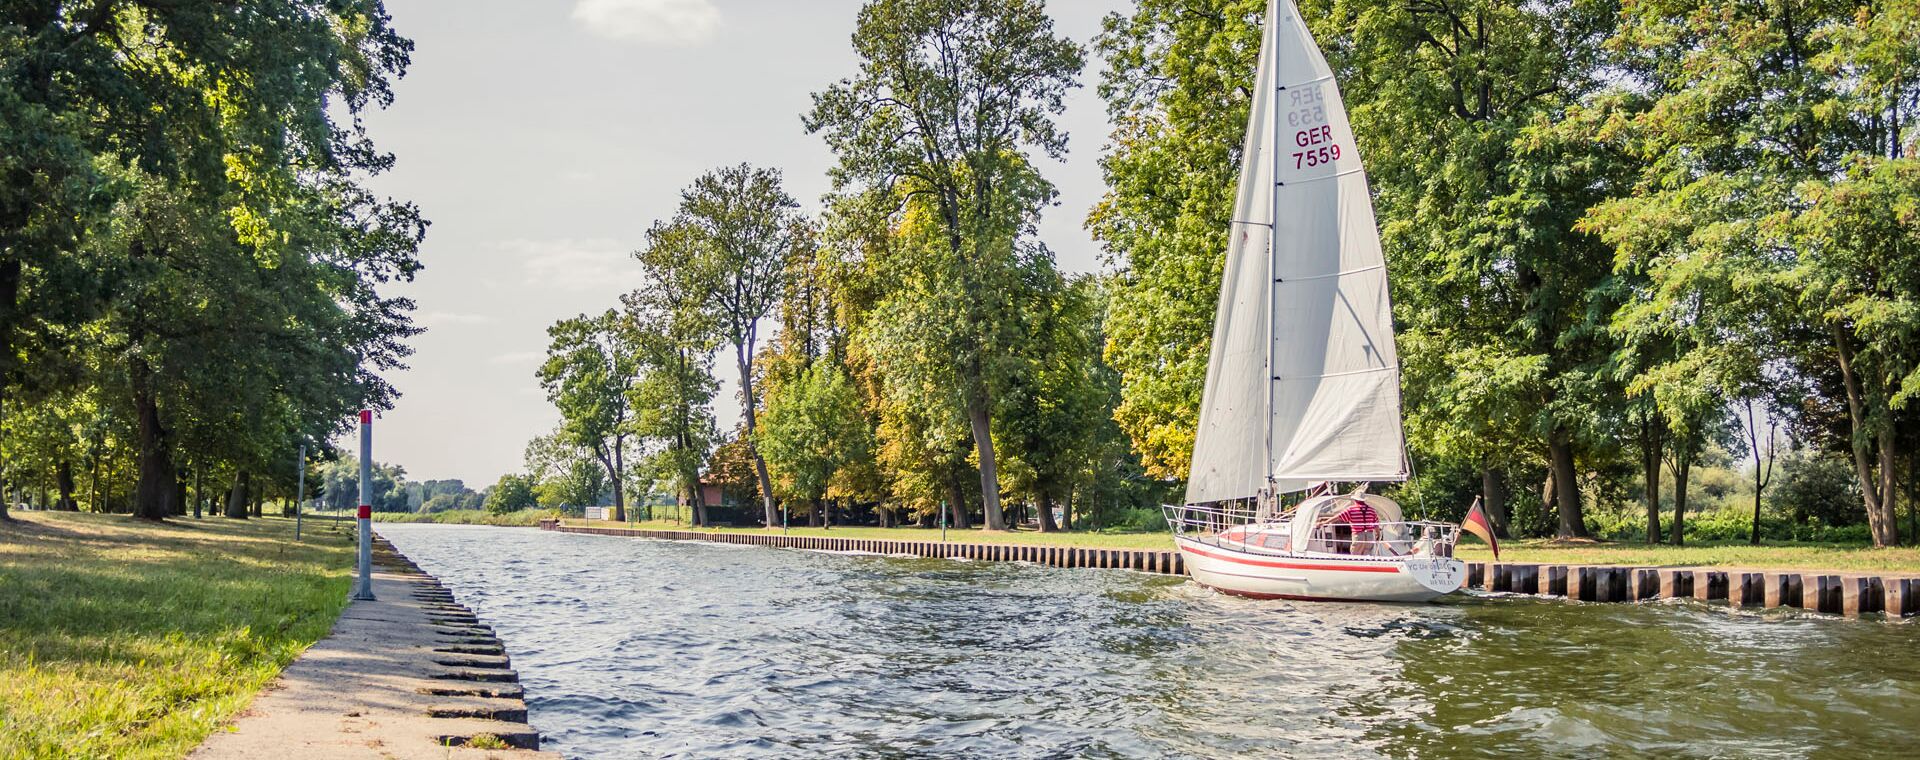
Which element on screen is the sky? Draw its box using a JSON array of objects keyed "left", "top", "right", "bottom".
[{"left": 354, "top": 0, "right": 1133, "bottom": 486}]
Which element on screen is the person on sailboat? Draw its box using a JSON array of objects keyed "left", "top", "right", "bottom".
[{"left": 1336, "top": 499, "right": 1381, "bottom": 555}]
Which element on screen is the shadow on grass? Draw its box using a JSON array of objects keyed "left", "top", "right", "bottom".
[{"left": 0, "top": 511, "right": 357, "bottom": 759}]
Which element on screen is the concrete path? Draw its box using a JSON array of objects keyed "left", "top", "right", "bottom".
[{"left": 193, "top": 536, "right": 558, "bottom": 759}]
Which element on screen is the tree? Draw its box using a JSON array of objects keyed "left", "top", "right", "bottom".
[
  {"left": 542, "top": 455, "right": 609, "bottom": 513},
  {"left": 706, "top": 429, "right": 763, "bottom": 508},
  {"left": 539, "top": 311, "right": 639, "bottom": 521},
  {"left": 757, "top": 362, "right": 871, "bottom": 527},
  {"left": 630, "top": 222, "right": 721, "bottom": 526},
  {"left": 1, "top": 1, "right": 419, "bottom": 521},
  {"left": 1581, "top": 0, "right": 1920, "bottom": 546},
  {"left": 676, "top": 165, "right": 804, "bottom": 530},
  {"left": 1743, "top": 399, "right": 1779, "bottom": 545},
  {"left": 1314, "top": 0, "right": 1626, "bottom": 537},
  {"left": 484, "top": 475, "right": 536, "bottom": 514},
  {"left": 996, "top": 274, "right": 1109, "bottom": 532},
  {"left": 1090, "top": 0, "right": 1263, "bottom": 479},
  {"left": 807, "top": 0, "right": 1084, "bottom": 531}
]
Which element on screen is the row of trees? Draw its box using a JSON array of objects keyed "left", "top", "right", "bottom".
[
  {"left": 0, "top": 1, "right": 424, "bottom": 521},
  {"left": 518, "top": 0, "right": 1914, "bottom": 547},
  {"left": 522, "top": 0, "right": 1159, "bottom": 531},
  {"left": 1096, "top": 0, "right": 1920, "bottom": 545}
]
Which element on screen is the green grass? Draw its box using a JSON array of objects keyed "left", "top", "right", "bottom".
[
  {"left": 564, "top": 518, "right": 1177, "bottom": 549},
  {"left": 568, "top": 518, "right": 1920, "bottom": 572},
  {"left": 1456, "top": 539, "right": 1920, "bottom": 573},
  {"left": 0, "top": 512, "right": 354, "bottom": 759},
  {"left": 360, "top": 508, "right": 558, "bottom": 526}
]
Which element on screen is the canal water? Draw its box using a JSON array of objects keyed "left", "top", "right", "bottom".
[{"left": 377, "top": 524, "right": 1920, "bottom": 759}]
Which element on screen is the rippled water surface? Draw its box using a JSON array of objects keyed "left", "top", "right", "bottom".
[{"left": 377, "top": 524, "right": 1920, "bottom": 759}]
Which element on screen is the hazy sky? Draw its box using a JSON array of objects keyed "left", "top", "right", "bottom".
[{"left": 355, "top": 0, "right": 1132, "bottom": 486}]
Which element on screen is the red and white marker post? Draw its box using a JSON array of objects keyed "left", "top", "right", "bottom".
[{"left": 352, "top": 409, "right": 376, "bottom": 601}]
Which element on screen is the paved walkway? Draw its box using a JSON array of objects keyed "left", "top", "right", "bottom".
[{"left": 193, "top": 537, "right": 557, "bottom": 759}]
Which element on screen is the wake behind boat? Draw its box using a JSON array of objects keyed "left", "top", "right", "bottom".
[{"left": 1164, "top": 0, "right": 1477, "bottom": 602}]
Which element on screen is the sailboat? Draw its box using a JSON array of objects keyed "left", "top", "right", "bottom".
[{"left": 1161, "top": 0, "right": 1467, "bottom": 602}]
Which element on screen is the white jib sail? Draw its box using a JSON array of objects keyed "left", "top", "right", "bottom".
[{"left": 1185, "top": 0, "right": 1406, "bottom": 505}]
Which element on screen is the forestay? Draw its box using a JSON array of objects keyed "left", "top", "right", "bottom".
[{"left": 1185, "top": 0, "right": 1406, "bottom": 505}]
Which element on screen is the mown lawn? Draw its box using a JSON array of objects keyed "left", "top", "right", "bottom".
[
  {"left": 1455, "top": 539, "right": 1920, "bottom": 573},
  {"left": 0, "top": 512, "right": 354, "bottom": 759},
  {"left": 565, "top": 518, "right": 1920, "bottom": 572}
]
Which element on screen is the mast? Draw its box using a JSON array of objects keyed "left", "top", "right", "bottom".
[{"left": 1264, "top": 0, "right": 1281, "bottom": 505}]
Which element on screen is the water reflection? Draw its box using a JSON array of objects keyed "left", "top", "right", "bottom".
[{"left": 378, "top": 525, "right": 1920, "bottom": 759}]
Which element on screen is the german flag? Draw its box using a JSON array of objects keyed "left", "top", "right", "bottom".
[{"left": 1461, "top": 497, "right": 1499, "bottom": 560}]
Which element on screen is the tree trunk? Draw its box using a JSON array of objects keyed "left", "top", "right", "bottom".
[
  {"left": 1548, "top": 426, "right": 1588, "bottom": 538},
  {"left": 738, "top": 347, "right": 780, "bottom": 530},
  {"left": 1909, "top": 453, "right": 1918, "bottom": 546},
  {"left": 1875, "top": 425, "right": 1900, "bottom": 546},
  {"left": 610, "top": 438, "right": 627, "bottom": 523},
  {"left": 0, "top": 259, "right": 18, "bottom": 518},
  {"left": 1743, "top": 399, "right": 1767, "bottom": 545},
  {"left": 946, "top": 476, "right": 972, "bottom": 530},
  {"left": 965, "top": 392, "right": 1006, "bottom": 530},
  {"left": 1833, "top": 324, "right": 1900, "bottom": 547},
  {"left": 225, "top": 471, "right": 251, "bottom": 519},
  {"left": 1670, "top": 452, "right": 1692, "bottom": 546},
  {"left": 251, "top": 487, "right": 263, "bottom": 518},
  {"left": 1037, "top": 489, "right": 1059, "bottom": 532},
  {"left": 190, "top": 467, "right": 202, "bottom": 519},
  {"left": 1642, "top": 417, "right": 1662, "bottom": 544},
  {"left": 173, "top": 469, "right": 188, "bottom": 517},
  {"left": 56, "top": 461, "right": 76, "bottom": 510},
  {"left": 1062, "top": 485, "right": 1074, "bottom": 530},
  {"left": 131, "top": 357, "right": 176, "bottom": 521},
  {"left": 1480, "top": 467, "right": 1509, "bottom": 538}
]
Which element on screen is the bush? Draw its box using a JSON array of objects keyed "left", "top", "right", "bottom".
[
  {"left": 1095, "top": 506, "right": 1167, "bottom": 533},
  {"left": 1771, "top": 451, "right": 1863, "bottom": 527}
]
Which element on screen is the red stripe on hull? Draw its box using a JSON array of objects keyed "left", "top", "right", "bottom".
[
  {"left": 1197, "top": 583, "right": 1427, "bottom": 604},
  {"left": 1178, "top": 542, "right": 1403, "bottom": 573}
]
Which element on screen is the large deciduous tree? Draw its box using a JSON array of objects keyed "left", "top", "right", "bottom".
[
  {"left": 806, "top": 0, "right": 1083, "bottom": 531},
  {"left": 1, "top": 1, "right": 419, "bottom": 521},
  {"left": 1090, "top": 0, "right": 1264, "bottom": 480},
  {"left": 1579, "top": 0, "right": 1920, "bottom": 546},
  {"left": 676, "top": 164, "right": 803, "bottom": 531},
  {"left": 539, "top": 310, "right": 640, "bottom": 521},
  {"left": 630, "top": 221, "right": 721, "bottom": 526}
]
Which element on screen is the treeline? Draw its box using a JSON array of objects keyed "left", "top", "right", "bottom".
[
  {"left": 519, "top": 0, "right": 1920, "bottom": 546},
  {"left": 1098, "top": 0, "right": 1920, "bottom": 546},
  {"left": 517, "top": 0, "right": 1161, "bottom": 531},
  {"left": 0, "top": 2, "right": 423, "bottom": 521}
]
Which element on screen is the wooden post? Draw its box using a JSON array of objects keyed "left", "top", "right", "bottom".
[
  {"left": 1731, "top": 572, "right": 1765, "bottom": 608},
  {"left": 1841, "top": 576, "right": 1883, "bottom": 618}
]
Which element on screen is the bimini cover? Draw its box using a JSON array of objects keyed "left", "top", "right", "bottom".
[{"left": 1289, "top": 494, "right": 1408, "bottom": 550}]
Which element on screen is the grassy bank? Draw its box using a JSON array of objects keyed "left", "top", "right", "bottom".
[
  {"left": 1455, "top": 539, "right": 1920, "bottom": 573},
  {"left": 564, "top": 519, "right": 1179, "bottom": 550},
  {"left": 561, "top": 519, "right": 1920, "bottom": 573},
  {"left": 0, "top": 512, "right": 353, "bottom": 759}
]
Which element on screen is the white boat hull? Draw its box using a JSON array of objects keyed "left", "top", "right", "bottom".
[{"left": 1175, "top": 535, "right": 1465, "bottom": 603}]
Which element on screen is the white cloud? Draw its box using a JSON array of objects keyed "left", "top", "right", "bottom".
[
  {"left": 504, "top": 237, "right": 634, "bottom": 292},
  {"left": 419, "top": 311, "right": 493, "bottom": 327},
  {"left": 571, "top": 0, "right": 722, "bottom": 45}
]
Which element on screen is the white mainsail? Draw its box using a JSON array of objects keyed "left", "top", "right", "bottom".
[{"left": 1184, "top": 0, "right": 1406, "bottom": 505}]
